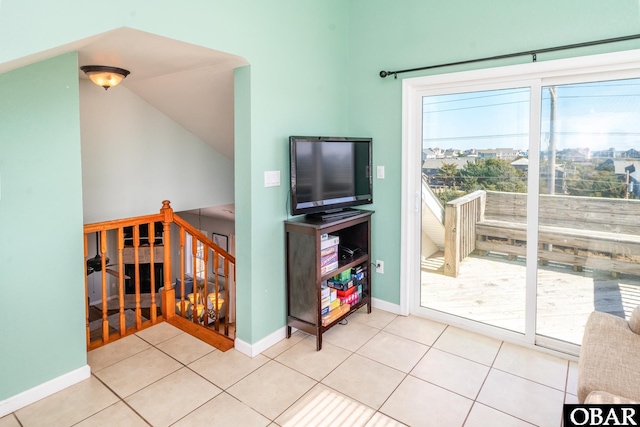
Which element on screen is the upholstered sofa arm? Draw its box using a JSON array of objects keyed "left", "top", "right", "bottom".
[{"left": 577, "top": 310, "right": 640, "bottom": 403}]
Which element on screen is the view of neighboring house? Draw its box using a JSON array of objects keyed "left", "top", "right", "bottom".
[
  {"left": 557, "top": 148, "right": 591, "bottom": 162},
  {"left": 422, "top": 148, "right": 437, "bottom": 161},
  {"left": 596, "top": 159, "right": 640, "bottom": 177},
  {"left": 510, "top": 157, "right": 529, "bottom": 173},
  {"left": 592, "top": 147, "right": 616, "bottom": 158},
  {"left": 421, "top": 158, "right": 476, "bottom": 187},
  {"left": 476, "top": 148, "right": 522, "bottom": 160},
  {"left": 623, "top": 148, "right": 640, "bottom": 158}
]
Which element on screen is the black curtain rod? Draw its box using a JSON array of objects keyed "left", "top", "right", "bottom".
[{"left": 379, "top": 33, "right": 640, "bottom": 79}]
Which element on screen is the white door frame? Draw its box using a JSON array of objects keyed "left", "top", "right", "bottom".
[{"left": 400, "top": 48, "right": 640, "bottom": 353}]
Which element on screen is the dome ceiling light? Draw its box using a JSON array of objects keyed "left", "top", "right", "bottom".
[{"left": 80, "top": 65, "right": 130, "bottom": 90}]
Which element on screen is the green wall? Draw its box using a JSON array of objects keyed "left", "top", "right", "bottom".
[
  {"left": 0, "top": 53, "right": 86, "bottom": 400},
  {"left": 346, "top": 0, "right": 640, "bottom": 304}
]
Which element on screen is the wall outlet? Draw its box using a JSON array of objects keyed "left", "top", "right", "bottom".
[{"left": 376, "top": 260, "right": 384, "bottom": 274}]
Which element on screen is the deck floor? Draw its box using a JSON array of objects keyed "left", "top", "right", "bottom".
[{"left": 421, "top": 252, "right": 640, "bottom": 344}]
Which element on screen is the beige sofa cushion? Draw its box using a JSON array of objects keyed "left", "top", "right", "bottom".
[
  {"left": 585, "top": 390, "right": 639, "bottom": 404},
  {"left": 578, "top": 311, "right": 640, "bottom": 403},
  {"left": 630, "top": 305, "right": 640, "bottom": 335}
]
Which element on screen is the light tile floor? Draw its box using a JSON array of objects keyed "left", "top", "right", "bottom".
[{"left": 1, "top": 309, "right": 578, "bottom": 427}]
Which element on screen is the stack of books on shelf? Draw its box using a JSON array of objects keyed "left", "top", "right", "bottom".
[
  {"left": 320, "top": 234, "right": 339, "bottom": 275},
  {"left": 321, "top": 266, "right": 365, "bottom": 326}
]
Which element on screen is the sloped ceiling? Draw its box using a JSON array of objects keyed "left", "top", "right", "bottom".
[{"left": 77, "top": 27, "right": 247, "bottom": 160}]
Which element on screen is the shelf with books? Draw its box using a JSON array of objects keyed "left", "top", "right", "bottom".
[{"left": 284, "top": 210, "right": 373, "bottom": 350}]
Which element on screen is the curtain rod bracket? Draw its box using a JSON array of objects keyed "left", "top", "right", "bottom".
[{"left": 532, "top": 52, "right": 537, "bottom": 62}]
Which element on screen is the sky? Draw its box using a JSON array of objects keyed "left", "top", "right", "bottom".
[{"left": 422, "top": 78, "right": 640, "bottom": 154}]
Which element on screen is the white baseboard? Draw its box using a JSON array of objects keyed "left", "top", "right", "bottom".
[
  {"left": 0, "top": 365, "right": 91, "bottom": 418},
  {"left": 235, "top": 299, "right": 401, "bottom": 357},
  {"left": 372, "top": 297, "right": 402, "bottom": 315},
  {"left": 235, "top": 326, "right": 287, "bottom": 358}
]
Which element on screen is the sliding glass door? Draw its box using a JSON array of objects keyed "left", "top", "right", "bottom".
[
  {"left": 536, "top": 78, "right": 640, "bottom": 345},
  {"left": 420, "top": 87, "right": 530, "bottom": 335},
  {"left": 405, "top": 50, "right": 640, "bottom": 353}
]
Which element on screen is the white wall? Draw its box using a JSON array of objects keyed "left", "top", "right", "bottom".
[
  {"left": 176, "top": 211, "right": 235, "bottom": 251},
  {"left": 79, "top": 79, "right": 234, "bottom": 223}
]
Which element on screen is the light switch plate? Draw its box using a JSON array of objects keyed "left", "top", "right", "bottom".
[
  {"left": 377, "top": 165, "right": 385, "bottom": 179},
  {"left": 264, "top": 170, "right": 281, "bottom": 187}
]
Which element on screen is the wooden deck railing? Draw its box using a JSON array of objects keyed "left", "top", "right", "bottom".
[
  {"left": 84, "top": 200, "right": 235, "bottom": 351},
  {"left": 443, "top": 190, "right": 485, "bottom": 277},
  {"left": 440, "top": 190, "right": 640, "bottom": 278}
]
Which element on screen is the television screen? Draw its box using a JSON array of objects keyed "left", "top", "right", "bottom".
[{"left": 290, "top": 136, "right": 372, "bottom": 217}]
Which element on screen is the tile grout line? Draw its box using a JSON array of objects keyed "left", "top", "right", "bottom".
[{"left": 85, "top": 373, "right": 154, "bottom": 426}]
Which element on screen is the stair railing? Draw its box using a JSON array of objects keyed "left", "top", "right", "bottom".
[{"left": 83, "top": 200, "right": 235, "bottom": 352}]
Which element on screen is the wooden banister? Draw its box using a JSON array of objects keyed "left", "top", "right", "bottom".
[
  {"left": 173, "top": 215, "right": 236, "bottom": 263},
  {"left": 83, "top": 213, "right": 164, "bottom": 234}
]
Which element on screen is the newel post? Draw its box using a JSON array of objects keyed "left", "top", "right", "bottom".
[{"left": 161, "top": 200, "right": 175, "bottom": 319}]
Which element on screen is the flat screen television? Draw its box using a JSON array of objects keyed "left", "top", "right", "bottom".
[{"left": 290, "top": 136, "right": 373, "bottom": 219}]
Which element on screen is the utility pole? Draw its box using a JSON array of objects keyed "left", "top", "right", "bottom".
[
  {"left": 626, "top": 169, "right": 630, "bottom": 199},
  {"left": 548, "top": 87, "right": 557, "bottom": 195}
]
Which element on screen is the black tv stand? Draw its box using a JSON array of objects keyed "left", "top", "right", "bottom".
[{"left": 307, "top": 208, "right": 363, "bottom": 221}]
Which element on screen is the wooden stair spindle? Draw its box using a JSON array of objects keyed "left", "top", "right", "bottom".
[
  {"left": 202, "top": 242, "right": 210, "bottom": 326},
  {"left": 100, "top": 229, "right": 109, "bottom": 343},
  {"left": 213, "top": 252, "right": 220, "bottom": 331},
  {"left": 223, "top": 260, "right": 230, "bottom": 336},
  {"left": 148, "top": 221, "right": 157, "bottom": 323},
  {"left": 133, "top": 225, "right": 141, "bottom": 329},
  {"left": 117, "top": 228, "right": 126, "bottom": 336},
  {"left": 178, "top": 227, "right": 186, "bottom": 319},
  {"left": 191, "top": 234, "right": 199, "bottom": 325}
]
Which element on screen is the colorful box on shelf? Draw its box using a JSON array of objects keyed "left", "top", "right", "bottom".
[
  {"left": 321, "top": 249, "right": 338, "bottom": 269},
  {"left": 329, "top": 298, "right": 340, "bottom": 311},
  {"left": 330, "top": 288, "right": 337, "bottom": 302},
  {"left": 337, "top": 286, "right": 357, "bottom": 297},
  {"left": 321, "top": 296, "right": 331, "bottom": 309},
  {"left": 321, "top": 236, "right": 339, "bottom": 276},
  {"left": 352, "top": 271, "right": 365, "bottom": 282},
  {"left": 339, "top": 292, "right": 359, "bottom": 305},
  {"left": 335, "top": 269, "right": 351, "bottom": 282},
  {"left": 320, "top": 261, "right": 339, "bottom": 276},
  {"left": 321, "top": 306, "right": 330, "bottom": 316},
  {"left": 320, "top": 234, "right": 340, "bottom": 249},
  {"left": 321, "top": 303, "right": 350, "bottom": 326},
  {"left": 327, "top": 278, "right": 353, "bottom": 291},
  {"left": 321, "top": 281, "right": 330, "bottom": 300}
]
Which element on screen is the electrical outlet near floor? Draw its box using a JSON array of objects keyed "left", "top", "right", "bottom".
[{"left": 376, "top": 260, "right": 384, "bottom": 274}]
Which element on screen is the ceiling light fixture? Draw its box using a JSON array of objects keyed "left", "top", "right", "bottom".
[{"left": 80, "top": 65, "right": 130, "bottom": 90}]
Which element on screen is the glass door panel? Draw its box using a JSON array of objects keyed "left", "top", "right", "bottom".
[
  {"left": 420, "top": 88, "right": 530, "bottom": 333},
  {"left": 537, "top": 79, "right": 640, "bottom": 344}
]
